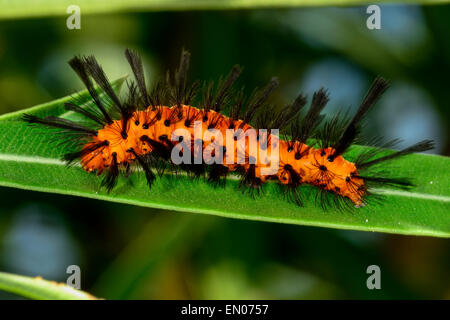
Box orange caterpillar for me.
[24,49,433,209]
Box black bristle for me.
[279,183,304,207]
[239,164,263,193]
[68,56,113,124]
[353,137,401,167]
[212,65,242,112]
[127,148,155,189]
[101,152,119,192]
[207,164,229,187]
[64,102,106,126]
[207,112,224,129]
[272,92,307,129]
[125,81,140,107]
[83,55,134,136]
[201,80,215,112]
[359,175,413,189]
[255,105,276,129]
[230,87,245,121]
[283,164,302,188]
[331,77,389,159]
[167,106,184,125]
[243,77,279,124]
[174,49,190,107]
[23,114,98,136]
[124,48,150,107]
[164,49,200,108]
[358,140,434,169]
[149,78,167,107]
[352,77,389,127]
[294,88,329,143]
[317,110,351,150]
[84,55,124,111]
[185,80,201,106]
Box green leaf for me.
[0,272,98,300]
[0,0,448,20]
[0,80,449,238]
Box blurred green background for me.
[0,5,449,299]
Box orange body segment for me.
[81,105,365,206]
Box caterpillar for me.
[23,49,434,209]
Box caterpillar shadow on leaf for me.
[23,48,434,211]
